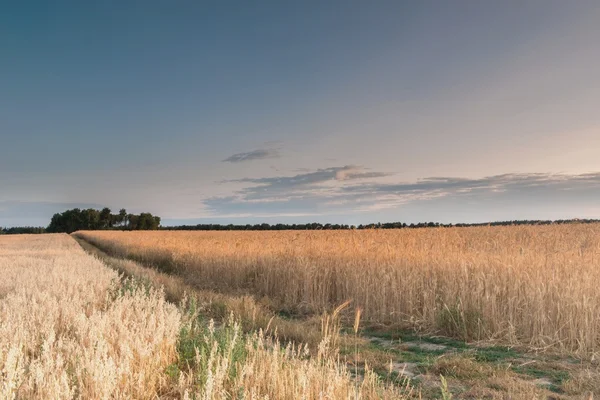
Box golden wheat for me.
[77,224,600,355]
[1,234,410,399]
[0,234,181,399]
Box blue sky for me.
[2,1,600,227]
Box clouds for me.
[223,148,280,163]
[5,169,599,226]
[226,165,390,187]
[205,169,600,221]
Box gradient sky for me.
[2,1,600,227]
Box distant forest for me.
[162,219,600,231]
[2,211,599,235]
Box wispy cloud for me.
[206,170,600,220]
[223,148,280,163]
[225,165,390,187]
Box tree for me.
[99,207,112,229]
[127,214,138,230]
[111,208,128,227]
[81,209,100,230]
[119,209,128,226]
[136,213,160,230]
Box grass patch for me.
[473,345,519,362]
[402,343,447,357]
[361,327,469,350]
[513,364,570,383]
[207,300,228,320]
[110,276,153,299]
[418,336,468,349]
[431,355,495,380]
[512,363,570,392]
[176,309,248,388]
[436,303,484,341]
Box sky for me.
[2,1,600,227]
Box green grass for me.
[355,327,578,396]
[110,276,154,299]
[409,334,468,349]
[176,305,249,387]
[473,345,519,362]
[361,327,468,349]
[512,363,570,393]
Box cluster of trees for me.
[46,208,161,234]
[162,218,600,231]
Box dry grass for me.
[73,236,325,349]
[1,234,411,399]
[76,224,600,356]
[173,312,412,399]
[0,234,181,399]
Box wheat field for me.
[0,234,182,398]
[76,224,600,356]
[0,234,409,399]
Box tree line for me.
[0,226,47,235]
[161,218,600,231]
[2,216,599,235]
